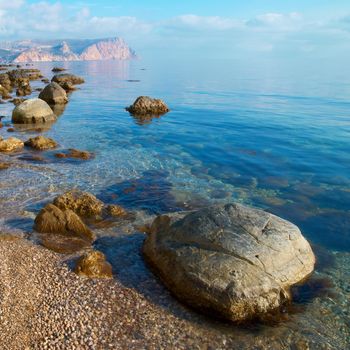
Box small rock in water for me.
[7,127,15,132]
[53,190,104,218]
[74,250,113,279]
[0,137,24,152]
[24,136,57,150]
[106,204,127,217]
[54,148,93,160]
[39,82,68,105]
[126,96,169,116]
[52,67,66,72]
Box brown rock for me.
[53,191,103,218]
[0,137,24,152]
[0,162,11,170]
[7,128,15,132]
[74,251,113,278]
[126,96,169,116]
[34,203,94,241]
[54,149,92,160]
[52,73,85,86]
[106,204,127,217]
[39,82,68,105]
[24,136,57,150]
[52,67,66,72]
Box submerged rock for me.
[39,82,68,105]
[74,250,113,278]
[53,191,104,218]
[24,136,57,150]
[126,96,169,116]
[143,203,315,322]
[54,149,93,160]
[34,203,94,241]
[0,137,24,152]
[12,98,56,124]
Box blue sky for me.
[1,1,350,60]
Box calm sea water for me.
[0,58,349,347]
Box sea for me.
[0,57,349,348]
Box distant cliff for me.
[0,38,136,63]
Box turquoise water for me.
[3,58,349,250]
[0,58,349,347]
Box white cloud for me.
[0,1,349,59]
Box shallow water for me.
[0,58,349,348]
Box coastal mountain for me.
[0,38,136,63]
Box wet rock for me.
[106,204,127,217]
[0,162,11,170]
[59,81,77,92]
[51,73,84,87]
[24,136,57,150]
[39,82,68,105]
[39,234,91,254]
[15,77,32,96]
[12,98,56,124]
[126,96,169,116]
[74,250,113,278]
[53,190,104,218]
[41,78,50,84]
[54,149,92,160]
[34,203,94,241]
[143,203,315,322]
[7,127,15,132]
[0,137,24,152]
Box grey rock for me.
[143,203,315,322]
[39,82,68,105]
[12,98,56,124]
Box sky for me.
[1,1,350,60]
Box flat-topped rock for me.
[126,96,169,116]
[143,203,315,322]
[39,82,68,105]
[52,73,85,86]
[12,98,56,124]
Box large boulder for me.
[74,251,113,278]
[39,82,68,105]
[12,98,56,124]
[53,191,104,218]
[0,137,24,152]
[143,203,315,322]
[51,73,84,87]
[34,203,94,241]
[24,136,57,150]
[126,96,169,116]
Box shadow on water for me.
[97,170,183,215]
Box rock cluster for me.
[143,203,315,322]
